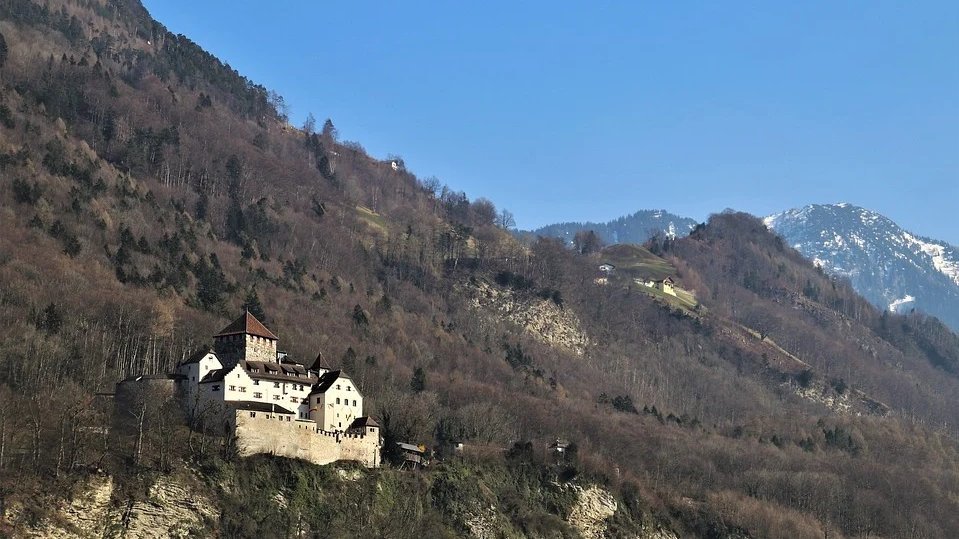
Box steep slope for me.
[3,2,959,538]
[524,209,697,245]
[765,203,959,329]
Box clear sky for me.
[142,1,959,243]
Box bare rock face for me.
[566,485,680,539]
[467,280,591,355]
[567,486,618,539]
[9,473,214,538]
[14,475,116,538]
[464,504,502,539]
[123,476,216,538]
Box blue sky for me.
[143,1,958,243]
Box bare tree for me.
[573,230,604,255]
[302,113,316,136]
[497,209,516,230]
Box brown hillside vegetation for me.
[2,1,959,537]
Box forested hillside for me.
[3,1,959,537]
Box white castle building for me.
[126,311,381,467]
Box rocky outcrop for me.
[792,384,888,417]
[464,504,502,539]
[8,473,214,538]
[567,486,617,539]
[13,475,116,539]
[122,476,216,538]
[466,280,591,355]
[566,485,679,539]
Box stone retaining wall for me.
[232,412,380,467]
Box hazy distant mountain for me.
[524,209,698,246]
[765,203,959,329]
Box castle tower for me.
[212,311,278,368]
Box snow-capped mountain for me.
[765,203,959,330]
[523,209,698,246]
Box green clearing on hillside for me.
[355,205,389,234]
[599,244,674,281]
[598,244,698,310]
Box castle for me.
[121,312,381,467]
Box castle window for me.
[353,400,357,407]
[212,385,220,391]
[254,380,259,385]
[274,382,280,388]
[336,384,341,390]
[229,385,236,391]
[254,392,262,398]
[336,397,340,404]
[250,412,256,417]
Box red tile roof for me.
[214,311,278,340]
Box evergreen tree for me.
[341,347,357,373]
[0,32,7,69]
[39,303,63,334]
[321,118,337,142]
[242,287,266,322]
[410,367,426,393]
[194,255,228,311]
[194,191,209,221]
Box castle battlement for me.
[232,410,380,467]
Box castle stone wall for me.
[213,334,277,368]
[233,412,380,467]
[244,334,277,362]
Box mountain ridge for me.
[765,202,959,329]
[522,209,698,245]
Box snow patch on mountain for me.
[901,232,959,287]
[889,295,916,313]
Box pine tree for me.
[0,32,7,69]
[242,287,266,322]
[410,367,426,393]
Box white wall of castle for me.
[177,354,362,432]
[189,364,315,419]
[176,353,222,409]
[309,377,363,431]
